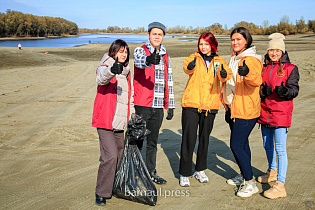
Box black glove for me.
[166,108,174,120]
[220,64,227,78]
[238,60,249,76]
[275,81,288,97]
[261,82,272,97]
[187,57,197,70]
[225,109,232,124]
[146,48,160,65]
[111,57,123,74]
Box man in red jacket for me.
[133,22,175,184]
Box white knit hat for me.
[267,33,285,53]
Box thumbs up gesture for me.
[238,60,249,76]
[146,48,161,65]
[220,64,227,78]
[261,81,272,97]
[111,57,123,75]
[275,81,288,97]
[187,57,197,70]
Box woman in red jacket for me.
[258,33,299,199]
[92,39,134,206]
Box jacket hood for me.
[235,46,262,62]
[264,51,291,65]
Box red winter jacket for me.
[92,54,134,130]
[258,52,299,127]
[133,45,170,109]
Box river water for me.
[0,34,175,48]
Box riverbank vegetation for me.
[80,16,315,36]
[1,9,314,38]
[0,10,78,37]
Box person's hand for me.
[187,57,197,70]
[146,48,160,65]
[238,60,249,76]
[166,108,174,120]
[220,64,227,78]
[261,82,272,97]
[111,57,123,74]
[225,110,232,124]
[275,81,288,97]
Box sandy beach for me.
[1,35,315,209]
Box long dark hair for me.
[230,27,252,49]
[108,39,130,67]
[197,31,218,53]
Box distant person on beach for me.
[222,27,263,198]
[179,32,232,187]
[18,43,22,50]
[133,22,175,185]
[92,39,134,206]
[257,33,299,199]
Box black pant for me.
[135,105,164,172]
[179,107,216,176]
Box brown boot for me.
[264,181,287,199]
[257,168,277,183]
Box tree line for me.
[0,10,78,37]
[1,10,314,37]
[80,16,315,36]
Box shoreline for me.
[0,33,198,42]
[0,34,80,41]
[1,33,313,42]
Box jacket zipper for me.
[230,57,241,121]
[266,63,274,125]
[201,55,214,110]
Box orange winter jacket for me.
[222,56,263,120]
[181,52,232,112]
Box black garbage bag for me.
[125,113,150,146]
[113,114,157,206]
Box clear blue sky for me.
[1,0,315,30]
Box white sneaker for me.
[193,171,209,183]
[179,175,190,187]
[226,173,243,186]
[236,181,259,198]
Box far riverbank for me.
[0,34,80,41]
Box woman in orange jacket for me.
[222,27,263,198]
[179,32,232,187]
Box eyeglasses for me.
[268,49,282,54]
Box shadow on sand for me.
[158,128,263,180]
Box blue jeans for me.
[230,118,257,181]
[261,126,288,183]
